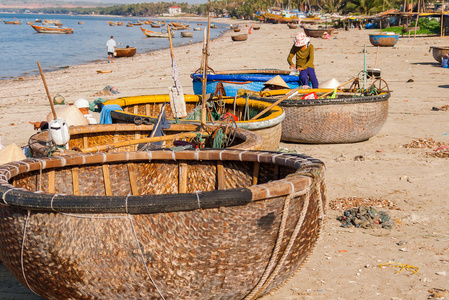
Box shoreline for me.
[1,21,449,299]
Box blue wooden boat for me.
[191,69,300,97]
[369,32,399,47]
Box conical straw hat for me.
[264,75,289,89]
[0,143,26,164]
[319,78,341,89]
[46,105,89,126]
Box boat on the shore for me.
[181,31,193,37]
[3,20,21,25]
[28,123,263,157]
[248,89,391,143]
[103,94,285,151]
[0,149,325,299]
[114,47,137,57]
[190,69,300,97]
[140,27,173,38]
[30,24,73,34]
[369,32,399,47]
[429,46,449,63]
[303,26,334,38]
[232,34,248,41]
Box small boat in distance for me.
[4,20,21,25]
[78,21,85,25]
[107,21,117,26]
[181,31,193,37]
[26,21,34,25]
[31,24,73,34]
[35,19,42,23]
[140,27,173,38]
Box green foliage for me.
[382,17,441,35]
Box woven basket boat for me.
[429,46,449,63]
[28,123,263,157]
[0,150,326,299]
[368,32,399,47]
[231,33,248,41]
[250,91,391,143]
[103,95,285,151]
[191,69,300,97]
[303,27,334,37]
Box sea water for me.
[0,13,228,79]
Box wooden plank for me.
[133,105,138,114]
[114,133,119,143]
[128,163,139,195]
[217,161,225,190]
[178,163,188,193]
[83,136,88,149]
[145,104,150,116]
[48,170,55,193]
[102,164,112,196]
[72,167,80,195]
[252,162,260,185]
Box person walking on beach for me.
[106,36,116,63]
[287,32,319,88]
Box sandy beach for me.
[1,16,449,299]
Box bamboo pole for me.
[414,0,421,39]
[178,163,188,193]
[441,6,445,37]
[37,61,57,120]
[81,132,210,153]
[201,13,211,127]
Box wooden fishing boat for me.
[288,24,298,29]
[369,32,399,47]
[78,21,85,25]
[248,89,391,143]
[114,47,137,57]
[181,31,193,37]
[28,123,263,157]
[30,24,73,34]
[54,22,62,26]
[429,46,449,63]
[252,25,260,30]
[103,95,285,151]
[150,23,161,28]
[142,20,151,25]
[126,24,134,27]
[35,19,42,23]
[230,24,239,29]
[303,26,334,37]
[140,27,173,38]
[193,27,201,31]
[0,149,326,299]
[262,12,298,24]
[300,16,321,24]
[191,69,300,97]
[3,20,21,25]
[234,28,241,32]
[26,21,34,25]
[232,34,248,41]
[117,22,124,26]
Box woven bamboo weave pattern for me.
[0,150,326,299]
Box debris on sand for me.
[402,138,446,149]
[337,206,395,229]
[329,197,400,211]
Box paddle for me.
[37,61,57,120]
[167,25,187,118]
[81,131,210,153]
[249,87,300,121]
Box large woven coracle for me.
[0,150,326,299]
[104,95,284,151]
[28,123,263,157]
[252,92,390,144]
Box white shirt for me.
[106,39,116,52]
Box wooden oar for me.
[81,131,210,153]
[249,87,300,121]
[318,76,357,99]
[37,61,57,120]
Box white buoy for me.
[49,119,70,147]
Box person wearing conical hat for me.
[287,32,319,88]
[261,75,290,91]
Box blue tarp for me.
[100,104,122,124]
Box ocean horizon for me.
[0,13,229,80]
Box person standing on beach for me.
[106,36,116,63]
[287,32,319,88]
